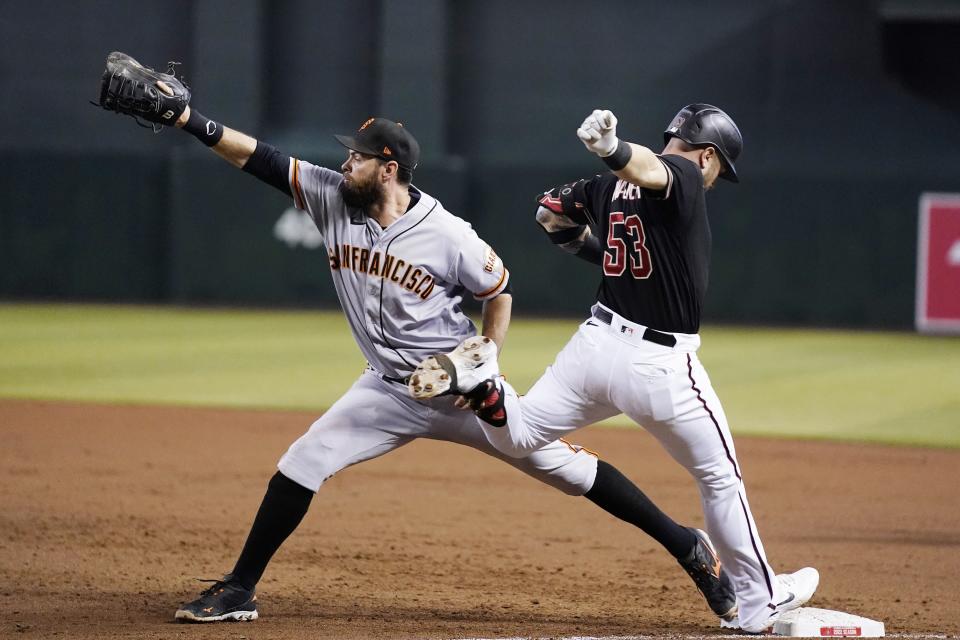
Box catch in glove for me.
[93,51,191,131]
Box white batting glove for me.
[576,109,619,157]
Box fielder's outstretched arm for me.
[172,103,293,198]
[175,104,256,167]
[99,64,290,198]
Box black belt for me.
[591,308,677,348]
[368,365,410,386]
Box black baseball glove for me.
[93,51,191,131]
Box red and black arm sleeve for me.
[535,176,604,265]
[536,178,596,225]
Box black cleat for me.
[678,528,738,622]
[174,575,258,623]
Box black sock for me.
[585,460,696,559]
[230,471,314,590]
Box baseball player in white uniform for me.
[90,70,744,624]
[413,106,821,633]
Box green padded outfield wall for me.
[0,154,169,301]
[2,0,959,327]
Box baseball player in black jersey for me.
[415,105,819,632]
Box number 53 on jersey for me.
[603,212,653,279]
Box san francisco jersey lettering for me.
[289,159,509,378]
[328,243,437,300]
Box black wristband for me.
[601,139,632,171]
[182,109,224,147]
[546,225,587,245]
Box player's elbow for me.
[617,144,669,190]
[535,206,565,231]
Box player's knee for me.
[481,424,543,459]
[504,437,544,458]
[276,435,341,492]
[537,469,593,496]
[692,466,740,499]
[516,452,596,496]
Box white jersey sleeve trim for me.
[656,156,676,200]
[474,268,510,301]
[640,156,676,201]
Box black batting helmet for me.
[663,104,743,183]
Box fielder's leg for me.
[176,371,420,622]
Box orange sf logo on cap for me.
[359,117,375,131]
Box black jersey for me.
[584,154,710,334]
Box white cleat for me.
[720,567,820,633]
[409,336,499,400]
[775,567,820,614]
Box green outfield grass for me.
[1,303,958,448]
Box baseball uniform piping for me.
[330,212,383,373]
[475,268,510,299]
[559,437,600,458]
[739,490,775,599]
[291,158,305,210]
[378,200,439,372]
[687,353,774,599]
[685,353,741,480]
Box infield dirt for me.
[2,400,957,639]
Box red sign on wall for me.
[916,193,960,333]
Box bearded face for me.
[339,172,385,210]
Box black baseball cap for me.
[334,117,420,171]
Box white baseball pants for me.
[277,368,599,498]
[482,303,787,632]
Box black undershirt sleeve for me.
[574,232,603,265]
[543,225,603,265]
[241,141,292,197]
